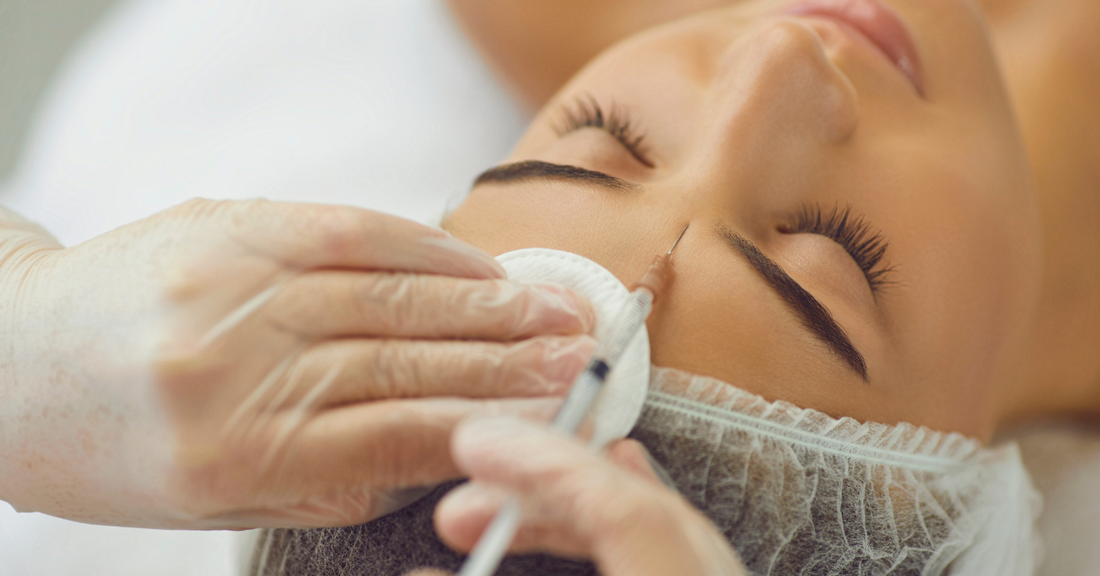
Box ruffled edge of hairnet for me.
[647,366,982,473]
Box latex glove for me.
[407,416,747,576]
[0,199,595,529]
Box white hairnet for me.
[247,362,1042,576]
[632,366,1042,576]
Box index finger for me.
[268,271,596,339]
[212,199,506,279]
[438,417,747,575]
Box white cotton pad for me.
[496,248,651,449]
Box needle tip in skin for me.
[668,224,689,256]
[631,225,689,298]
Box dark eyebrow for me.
[718,225,869,381]
[470,161,867,380]
[474,160,637,192]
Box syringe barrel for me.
[550,288,653,436]
[591,289,653,365]
[551,369,604,435]
[629,253,673,299]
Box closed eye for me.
[554,95,655,168]
[779,203,896,295]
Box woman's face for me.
[443,0,1041,439]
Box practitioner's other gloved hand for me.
[0,200,595,529]
[408,416,747,576]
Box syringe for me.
[456,224,689,576]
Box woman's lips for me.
[784,0,924,96]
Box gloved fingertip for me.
[439,482,508,521]
[452,414,562,475]
[419,236,507,279]
[455,414,533,449]
[526,284,596,334]
[568,289,598,334]
[435,482,511,552]
[542,336,597,392]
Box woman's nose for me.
[653,18,862,231]
[710,18,861,146]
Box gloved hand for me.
[408,416,747,576]
[0,199,595,529]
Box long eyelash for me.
[554,95,654,167]
[783,203,896,292]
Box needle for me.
[629,223,689,299]
[668,223,689,255]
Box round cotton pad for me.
[496,248,651,448]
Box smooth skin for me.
[0,199,596,528]
[445,0,1100,433]
[445,0,1046,441]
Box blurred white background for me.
[0,0,119,181]
[0,0,524,574]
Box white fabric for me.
[0,0,523,575]
[497,248,651,447]
[634,366,1042,576]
